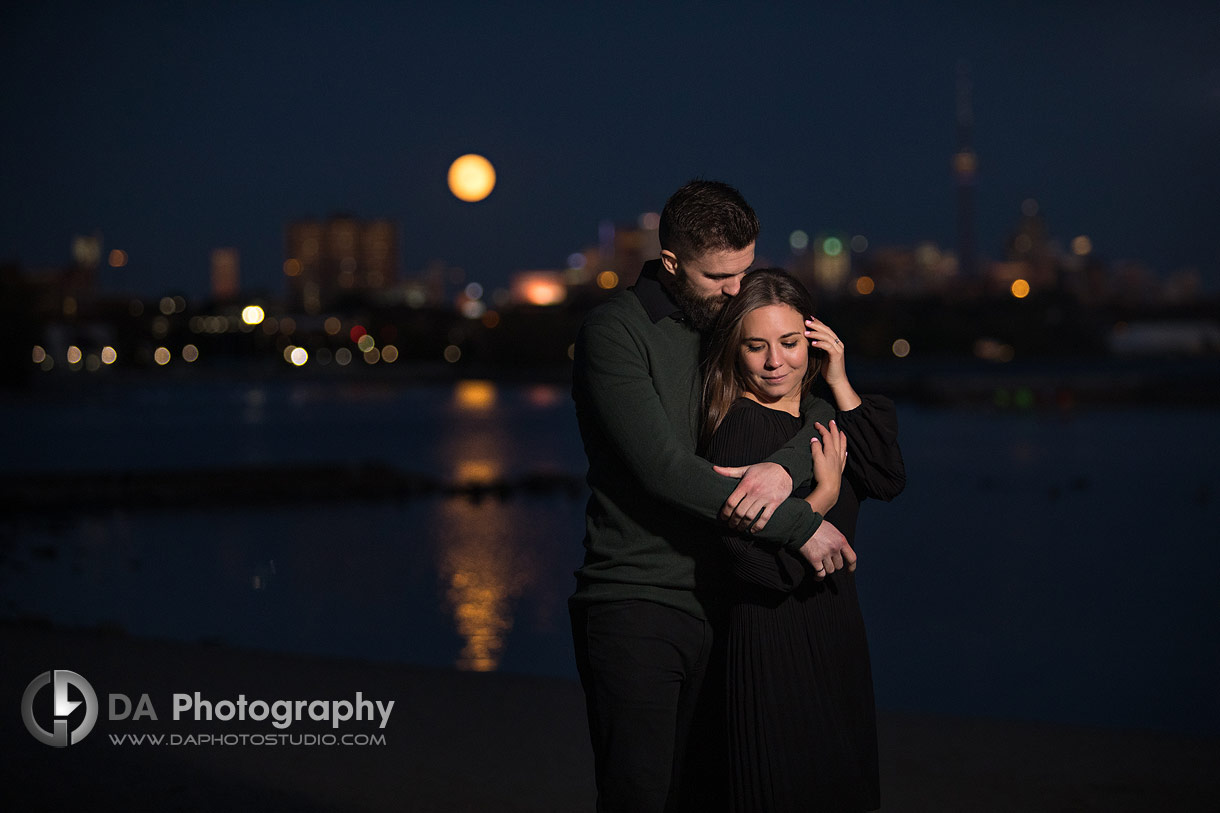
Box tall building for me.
[210,248,240,302]
[591,214,661,287]
[284,216,399,312]
[812,235,851,293]
[65,232,102,294]
[1000,199,1057,294]
[953,62,979,279]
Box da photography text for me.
[112,691,395,730]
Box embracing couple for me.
[570,180,905,813]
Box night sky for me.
[3,1,1217,299]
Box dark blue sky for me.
[3,1,1217,298]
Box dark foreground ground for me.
[3,621,1217,812]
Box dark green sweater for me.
[571,261,833,619]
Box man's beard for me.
[667,270,727,331]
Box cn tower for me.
[953,62,978,279]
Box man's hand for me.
[797,519,856,580]
[711,461,793,532]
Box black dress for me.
[704,396,905,813]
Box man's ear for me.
[660,250,679,275]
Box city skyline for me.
[2,2,1217,298]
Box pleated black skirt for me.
[705,398,883,812]
[726,572,880,812]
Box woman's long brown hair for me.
[700,268,822,449]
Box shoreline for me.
[4,621,1218,811]
[9,353,1220,407]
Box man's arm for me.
[760,391,832,487]
[575,314,821,548]
[714,393,835,530]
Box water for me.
[858,404,1220,735]
[3,375,1218,735]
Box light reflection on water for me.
[1,496,583,678]
[447,381,506,487]
[436,498,537,671]
[435,379,537,671]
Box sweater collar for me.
[632,259,686,324]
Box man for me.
[569,180,854,812]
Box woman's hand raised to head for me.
[805,317,846,385]
[805,317,862,412]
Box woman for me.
[701,269,905,812]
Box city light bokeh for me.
[242,305,266,326]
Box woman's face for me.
[737,303,808,405]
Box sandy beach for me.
[3,620,1217,812]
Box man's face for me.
[661,243,755,330]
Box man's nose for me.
[723,276,742,297]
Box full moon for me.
[447,154,496,202]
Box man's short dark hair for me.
[658,179,760,261]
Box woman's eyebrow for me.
[741,331,802,342]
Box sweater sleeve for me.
[704,402,808,593]
[778,392,836,490]
[575,314,823,551]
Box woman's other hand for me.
[805,420,846,515]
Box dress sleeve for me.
[704,404,808,594]
[837,394,906,502]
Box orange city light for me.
[511,271,567,306]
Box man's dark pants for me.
[570,598,725,813]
